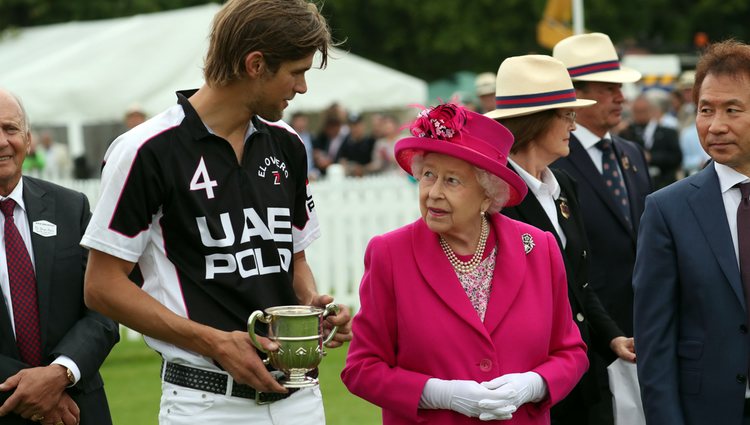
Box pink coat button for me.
[479,358,492,372]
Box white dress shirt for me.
[508,159,567,248]
[714,163,750,268]
[643,120,658,150]
[0,179,80,383]
[572,125,616,174]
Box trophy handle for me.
[321,303,340,346]
[247,310,271,353]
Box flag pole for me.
[572,0,584,34]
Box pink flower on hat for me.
[395,102,529,207]
[410,103,467,142]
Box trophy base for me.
[282,371,319,388]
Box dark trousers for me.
[551,385,589,425]
[586,353,614,425]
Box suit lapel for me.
[411,219,490,340]
[553,175,588,307]
[22,177,55,349]
[687,165,745,308]
[483,214,527,335]
[506,164,558,238]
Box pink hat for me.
[395,103,528,207]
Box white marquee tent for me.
[0,3,427,155]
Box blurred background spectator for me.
[474,72,497,114]
[680,125,710,176]
[39,130,72,179]
[313,103,349,175]
[290,111,319,180]
[22,130,45,174]
[124,103,148,130]
[674,70,697,130]
[336,113,376,177]
[619,92,682,189]
[366,114,403,175]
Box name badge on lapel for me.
[32,220,57,237]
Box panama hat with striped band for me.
[553,32,641,83]
[484,55,596,120]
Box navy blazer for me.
[552,134,652,336]
[0,177,119,424]
[503,166,623,417]
[634,163,749,425]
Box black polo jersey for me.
[82,90,320,367]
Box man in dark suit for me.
[619,93,683,189]
[552,33,653,424]
[0,89,119,425]
[634,40,750,425]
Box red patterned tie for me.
[1,199,42,366]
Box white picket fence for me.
[54,171,420,313]
[306,173,420,308]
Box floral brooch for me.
[522,233,535,254]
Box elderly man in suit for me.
[619,92,683,189]
[634,39,750,425]
[552,33,653,424]
[0,89,119,425]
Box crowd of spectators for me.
[288,102,410,180]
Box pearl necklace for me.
[439,215,489,274]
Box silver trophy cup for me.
[248,303,339,388]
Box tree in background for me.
[0,0,207,29]
[1,0,749,81]
[323,0,750,80]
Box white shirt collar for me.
[572,124,613,149]
[0,179,25,213]
[715,162,750,194]
[508,158,561,200]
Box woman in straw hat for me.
[487,55,636,425]
[341,102,588,424]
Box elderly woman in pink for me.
[341,103,588,424]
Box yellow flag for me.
[537,0,573,50]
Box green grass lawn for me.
[100,334,381,424]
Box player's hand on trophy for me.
[214,329,287,394]
[310,294,352,348]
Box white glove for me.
[420,378,513,419]
[477,372,547,421]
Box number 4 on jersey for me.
[190,157,218,199]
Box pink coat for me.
[341,213,588,424]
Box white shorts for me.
[158,381,326,425]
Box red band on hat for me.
[568,60,621,77]
[495,88,577,109]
